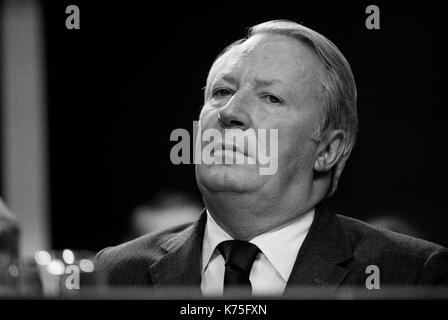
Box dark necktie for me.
[217,240,260,295]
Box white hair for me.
[205,20,358,197]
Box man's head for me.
[195,20,357,216]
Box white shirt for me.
[201,209,315,296]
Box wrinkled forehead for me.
[205,33,324,96]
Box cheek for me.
[277,116,318,166]
[199,104,214,121]
[280,131,309,160]
[199,106,219,130]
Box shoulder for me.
[97,221,195,264]
[95,222,195,285]
[337,214,444,255]
[336,214,448,284]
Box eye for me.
[262,94,283,105]
[212,88,234,98]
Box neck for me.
[202,180,327,240]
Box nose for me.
[218,92,251,130]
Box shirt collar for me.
[202,210,233,274]
[201,208,315,281]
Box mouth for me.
[219,143,248,157]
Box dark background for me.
[39,1,445,251]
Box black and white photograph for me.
[0,0,446,314]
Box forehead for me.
[208,33,324,87]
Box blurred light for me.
[8,265,20,277]
[34,250,51,266]
[47,259,65,275]
[79,259,94,273]
[62,249,75,264]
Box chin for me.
[196,163,265,193]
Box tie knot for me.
[218,240,260,275]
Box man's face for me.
[195,33,325,196]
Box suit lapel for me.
[149,211,207,292]
[284,203,353,294]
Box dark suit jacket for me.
[96,204,448,295]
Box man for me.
[96,20,448,296]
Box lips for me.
[220,143,248,156]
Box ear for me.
[314,129,347,173]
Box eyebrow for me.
[214,74,285,88]
[218,74,238,86]
[253,78,285,88]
